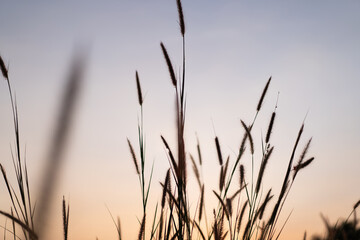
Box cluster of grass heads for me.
[124,1,316,240]
[0,0,320,239]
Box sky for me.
[0,0,359,239]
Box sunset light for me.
[0,1,359,239]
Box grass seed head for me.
[239,164,245,188]
[257,76,271,111]
[215,137,223,165]
[176,0,185,36]
[160,42,177,87]
[127,139,140,175]
[0,55,9,79]
[266,112,276,144]
[135,71,143,106]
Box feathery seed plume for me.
[215,137,223,165]
[0,55,8,79]
[127,139,140,175]
[266,112,276,144]
[257,76,272,111]
[176,0,185,36]
[160,42,177,87]
[135,71,143,105]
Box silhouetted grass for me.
[0,55,37,240]
[62,197,69,240]
[122,1,316,240]
[309,200,360,240]
[0,0,323,239]
[0,52,84,239]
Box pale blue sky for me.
[0,1,359,239]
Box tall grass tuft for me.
[126,70,154,240]
[125,1,316,240]
[0,54,37,240]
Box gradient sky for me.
[0,0,359,239]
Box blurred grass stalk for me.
[0,50,85,239]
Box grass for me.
[0,0,338,239]
[0,54,37,240]
[121,1,317,240]
[0,52,84,240]
[308,200,360,240]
